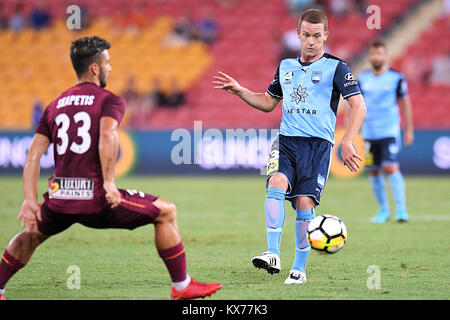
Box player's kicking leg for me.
[143,197,221,300]
[284,196,315,285]
[0,231,49,300]
[251,173,287,275]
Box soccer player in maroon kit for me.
[0,36,221,300]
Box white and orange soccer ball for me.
[307,214,347,254]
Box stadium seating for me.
[392,16,450,129]
[0,13,213,129]
[0,0,442,130]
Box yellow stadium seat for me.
[0,11,213,129]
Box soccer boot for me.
[284,270,307,284]
[371,210,390,223]
[251,251,281,275]
[396,211,409,222]
[171,278,221,300]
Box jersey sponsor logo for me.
[290,84,308,104]
[284,71,294,84]
[285,107,317,115]
[344,72,355,81]
[311,71,322,84]
[56,95,95,109]
[49,176,94,200]
[344,72,358,88]
[344,80,358,88]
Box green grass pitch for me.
[0,175,448,300]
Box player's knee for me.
[369,169,381,176]
[296,196,315,210]
[383,164,398,175]
[160,202,177,223]
[268,174,288,190]
[10,231,47,251]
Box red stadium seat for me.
[1,0,438,130]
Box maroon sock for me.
[157,242,187,283]
[0,250,25,290]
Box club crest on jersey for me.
[311,71,322,84]
[49,177,94,200]
[284,71,294,84]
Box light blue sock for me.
[265,188,286,257]
[291,208,315,273]
[388,171,407,213]
[369,174,389,212]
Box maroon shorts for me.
[37,189,161,236]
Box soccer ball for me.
[307,214,347,254]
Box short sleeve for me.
[35,107,51,139]
[333,61,361,99]
[356,73,365,95]
[396,75,409,99]
[266,64,283,99]
[101,93,126,124]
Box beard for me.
[371,61,384,71]
[99,68,108,88]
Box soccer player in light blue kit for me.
[358,41,414,223]
[213,9,366,284]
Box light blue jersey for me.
[267,53,361,145]
[358,68,409,140]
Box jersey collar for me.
[298,52,326,67]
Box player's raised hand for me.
[340,141,363,173]
[17,199,41,232]
[104,182,122,209]
[212,71,243,95]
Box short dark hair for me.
[370,40,387,49]
[70,36,111,78]
[299,9,328,31]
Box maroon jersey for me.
[36,82,125,214]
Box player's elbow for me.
[360,102,367,117]
[352,96,367,116]
[99,130,117,149]
[261,107,273,113]
[357,101,366,113]
[25,146,41,163]
[261,102,278,113]
[99,130,116,141]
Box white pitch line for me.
[345,215,450,223]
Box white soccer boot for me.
[251,251,281,275]
[284,270,307,284]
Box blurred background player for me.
[0,36,221,301]
[213,9,366,284]
[358,41,414,223]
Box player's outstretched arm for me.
[341,94,367,172]
[212,71,280,113]
[17,133,51,232]
[99,116,121,208]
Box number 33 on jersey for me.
[35,82,126,214]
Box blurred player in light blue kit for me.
[358,41,414,223]
[213,9,366,284]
